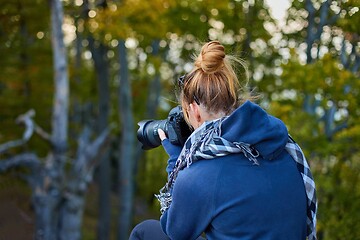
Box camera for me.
[137,106,193,150]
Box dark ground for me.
[0,174,33,240]
[0,173,155,240]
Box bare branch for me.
[0,110,35,153]
[19,109,52,141]
[85,125,112,162]
[0,109,53,154]
[16,109,35,140]
[0,153,40,172]
[0,140,26,154]
[74,125,113,179]
[34,123,52,142]
[76,126,92,160]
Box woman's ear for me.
[189,103,202,123]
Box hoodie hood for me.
[221,101,288,160]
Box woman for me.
[130,41,317,240]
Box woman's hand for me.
[158,128,181,175]
[158,128,167,141]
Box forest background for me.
[0,0,359,239]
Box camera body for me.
[137,106,192,150]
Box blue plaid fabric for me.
[286,136,317,240]
[156,118,317,240]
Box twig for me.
[34,124,52,142]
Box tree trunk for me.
[146,40,161,118]
[59,193,85,240]
[117,39,135,240]
[33,0,70,239]
[88,36,112,240]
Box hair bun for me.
[195,41,225,74]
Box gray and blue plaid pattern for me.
[286,136,317,240]
[156,118,317,240]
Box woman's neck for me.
[196,107,226,128]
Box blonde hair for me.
[180,41,251,118]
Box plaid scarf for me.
[286,136,318,240]
[156,118,317,240]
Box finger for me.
[158,128,167,141]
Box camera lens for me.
[137,119,167,150]
[137,106,193,150]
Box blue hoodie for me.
[160,101,307,240]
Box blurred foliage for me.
[336,0,360,34]
[316,154,360,239]
[0,0,53,156]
